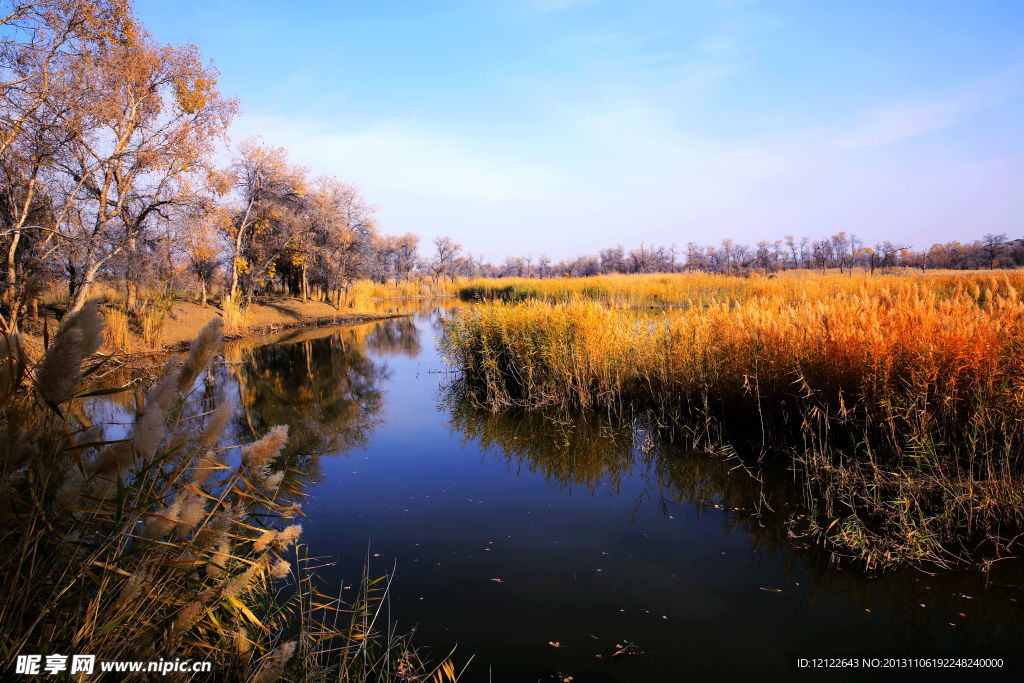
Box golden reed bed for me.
[444,271,1024,569]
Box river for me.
[89,301,1024,680]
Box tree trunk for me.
[4,230,20,304]
[67,261,103,316]
[230,199,255,300]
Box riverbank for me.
[19,297,410,361]
[158,299,407,349]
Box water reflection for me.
[79,304,1024,679]
[442,390,1024,671]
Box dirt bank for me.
[18,297,408,363]
[158,299,402,349]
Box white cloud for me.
[232,114,568,203]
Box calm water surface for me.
[96,303,1024,681]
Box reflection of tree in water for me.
[448,399,637,491]
[447,390,767,507]
[226,325,391,483]
[446,390,1024,643]
[366,317,421,357]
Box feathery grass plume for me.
[34,300,103,405]
[117,570,151,608]
[269,559,290,579]
[207,536,231,578]
[273,524,302,551]
[262,470,285,495]
[222,560,264,600]
[196,402,231,449]
[177,318,222,394]
[253,529,277,552]
[169,601,205,641]
[241,425,289,467]
[253,640,296,683]
[174,492,207,538]
[133,359,182,462]
[141,497,182,539]
[194,502,237,549]
[233,628,252,655]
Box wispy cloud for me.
[232,115,568,204]
[836,64,1024,150]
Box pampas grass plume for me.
[241,425,288,467]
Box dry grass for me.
[221,295,249,334]
[138,296,174,349]
[459,269,990,307]
[0,307,460,681]
[349,278,463,304]
[102,306,131,351]
[443,271,1024,569]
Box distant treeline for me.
[479,233,1024,279]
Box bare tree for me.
[431,235,461,282]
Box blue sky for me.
[137,0,1024,260]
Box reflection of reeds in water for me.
[443,272,1024,569]
[0,304,458,681]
